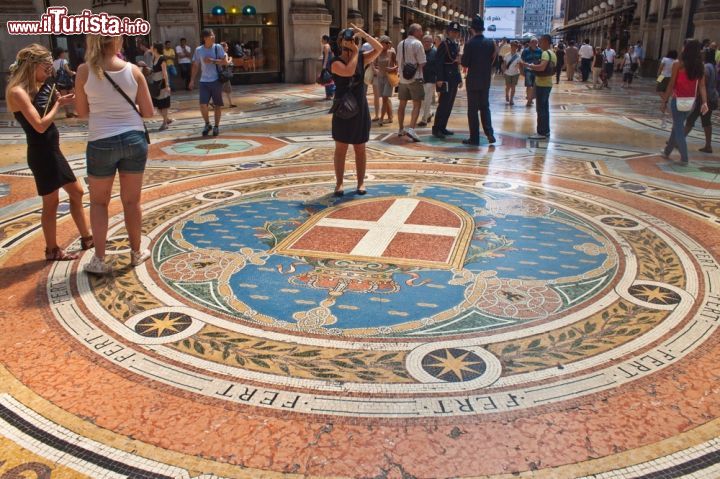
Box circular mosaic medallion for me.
[44,173,716,418]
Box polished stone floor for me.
[0,76,719,479]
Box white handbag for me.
[675,80,698,112]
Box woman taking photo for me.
[75,35,154,274]
[330,25,382,196]
[6,44,92,261]
[661,39,709,166]
[150,42,172,130]
[373,36,397,126]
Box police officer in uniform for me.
[432,22,463,139]
[461,15,497,145]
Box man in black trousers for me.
[432,22,462,139]
[461,15,497,145]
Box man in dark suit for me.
[432,22,462,139]
[460,15,497,146]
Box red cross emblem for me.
[273,197,474,269]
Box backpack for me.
[55,59,74,90]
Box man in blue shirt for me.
[189,28,229,137]
[460,15,497,145]
[521,37,542,107]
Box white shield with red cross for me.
[273,197,474,270]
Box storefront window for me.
[201,0,282,75]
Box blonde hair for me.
[5,43,52,108]
[85,35,122,79]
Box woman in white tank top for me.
[74,35,154,275]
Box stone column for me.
[0,0,46,99]
[390,0,402,43]
[691,0,720,42]
[287,0,332,83]
[154,0,199,47]
[372,0,384,36]
[348,0,363,29]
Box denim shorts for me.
[86,130,148,178]
[199,80,224,106]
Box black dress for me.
[331,52,371,145]
[151,56,171,109]
[14,91,76,196]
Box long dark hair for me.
[681,39,704,80]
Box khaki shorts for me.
[398,81,425,101]
[504,74,519,86]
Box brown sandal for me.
[80,235,94,250]
[45,247,79,261]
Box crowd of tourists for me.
[4,21,718,269]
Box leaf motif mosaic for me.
[488,300,669,374]
[89,256,163,321]
[622,229,686,288]
[170,325,412,383]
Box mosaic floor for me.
[1,78,720,479]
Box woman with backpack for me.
[660,39,710,165]
[52,48,77,117]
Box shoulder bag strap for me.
[103,70,141,117]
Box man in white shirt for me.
[603,43,617,85]
[396,23,426,142]
[176,38,193,91]
[578,39,594,82]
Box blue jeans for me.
[535,86,552,136]
[86,130,148,177]
[324,82,336,98]
[665,98,690,163]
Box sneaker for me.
[529,134,547,140]
[659,150,670,160]
[84,255,111,275]
[212,126,219,136]
[398,129,406,137]
[442,129,454,136]
[131,249,151,267]
[202,123,212,136]
[405,128,421,142]
[158,123,168,131]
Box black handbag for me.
[329,55,362,119]
[317,68,333,85]
[149,79,163,98]
[401,40,418,80]
[103,70,151,144]
[215,45,233,83]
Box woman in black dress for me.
[5,44,92,261]
[330,24,382,196]
[151,43,172,130]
